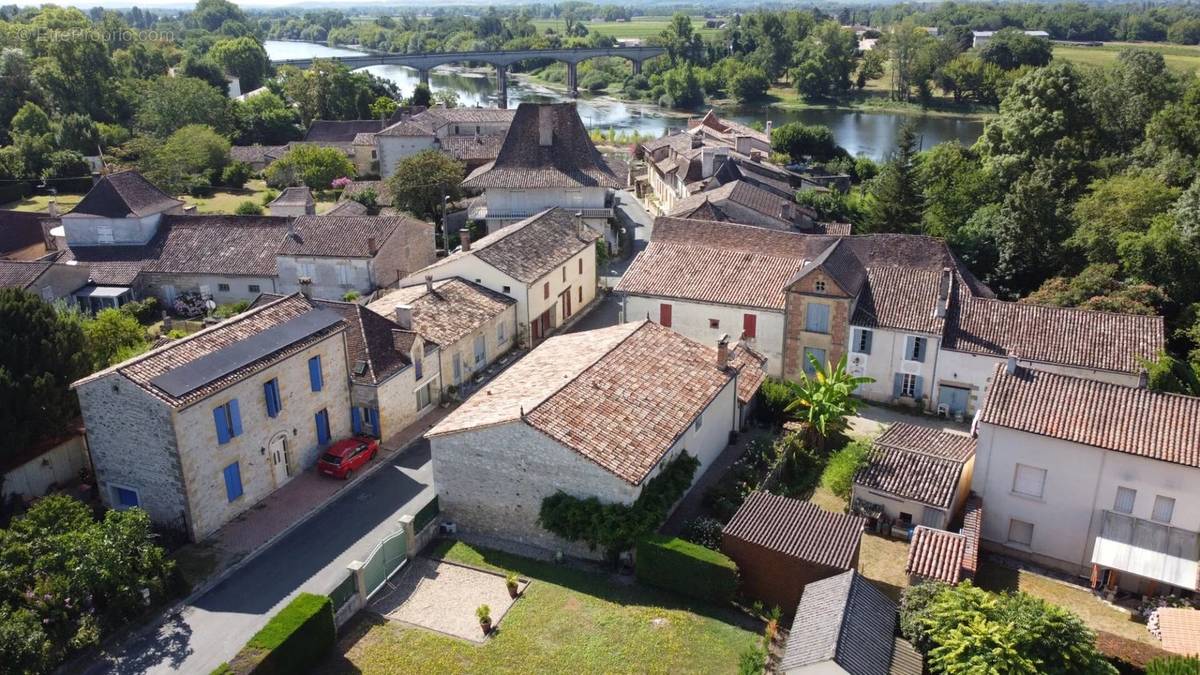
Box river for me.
[265,40,984,160]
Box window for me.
[743,314,756,339]
[474,334,486,365]
[213,399,243,444]
[1153,495,1176,524]
[659,303,672,328]
[562,266,566,282]
[1113,487,1136,514]
[111,485,140,510]
[905,336,927,362]
[578,286,582,303]
[544,282,550,299]
[298,262,316,280]
[497,321,507,344]
[502,285,511,294]
[694,413,703,431]
[218,283,230,292]
[1012,464,1047,499]
[336,263,353,286]
[249,284,261,293]
[315,409,331,445]
[578,258,583,275]
[804,303,830,333]
[263,379,282,418]
[223,462,243,502]
[709,319,720,329]
[852,328,873,355]
[1007,519,1034,547]
[308,356,323,392]
[414,353,423,380]
[803,347,826,376]
[921,507,944,528]
[96,225,114,244]
[899,373,918,398]
[416,382,432,409]
[814,280,826,293]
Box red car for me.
[317,435,379,480]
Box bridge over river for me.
[271,46,667,108]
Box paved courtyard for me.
[370,557,526,643]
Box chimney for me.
[935,267,954,318]
[298,277,313,298]
[394,303,413,329]
[716,334,730,370]
[47,199,59,218]
[538,106,553,147]
[425,274,434,293]
[765,120,773,140]
[459,227,471,252]
[1005,354,1018,375]
[1138,370,1149,389]
[575,211,587,238]
[367,237,377,254]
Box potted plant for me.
[476,604,492,635]
[505,573,520,598]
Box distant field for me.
[1053,41,1200,72]
[530,15,722,40]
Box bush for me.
[222,161,253,189]
[775,433,825,498]
[819,440,871,500]
[413,495,440,532]
[680,516,724,550]
[228,593,334,675]
[235,200,264,215]
[1101,631,1182,673]
[758,377,800,425]
[213,301,250,319]
[1147,656,1200,675]
[119,297,160,324]
[636,534,738,605]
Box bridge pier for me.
[418,68,430,87]
[566,62,579,98]
[496,65,508,109]
[631,59,642,76]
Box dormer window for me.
[814,280,826,293]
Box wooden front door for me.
[269,435,291,487]
[560,289,573,320]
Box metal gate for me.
[362,529,408,599]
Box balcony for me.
[468,205,614,222]
[1091,510,1200,590]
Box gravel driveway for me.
[370,557,526,642]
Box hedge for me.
[226,593,335,674]
[636,534,738,605]
[413,495,440,532]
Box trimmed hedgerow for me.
[636,534,739,605]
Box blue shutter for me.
[229,399,242,437]
[893,373,903,398]
[904,336,914,360]
[264,380,280,418]
[214,405,231,444]
[309,356,323,392]
[351,407,362,434]
[368,408,380,437]
[223,462,243,502]
[316,410,330,445]
[863,329,872,354]
[913,376,924,401]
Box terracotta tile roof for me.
[418,208,597,284]
[0,210,49,255]
[616,240,805,310]
[823,222,853,236]
[669,181,809,229]
[277,215,432,259]
[729,343,767,404]
[377,119,435,137]
[791,239,867,297]
[462,103,622,190]
[352,132,376,146]
[69,171,182,218]
[854,423,975,509]
[689,110,768,144]
[851,267,946,334]
[0,260,53,288]
[959,495,982,579]
[304,119,385,144]
[722,491,865,568]
[419,106,517,126]
[906,527,968,584]
[981,365,1200,469]
[368,277,515,347]
[79,294,347,408]
[944,296,1164,375]
[782,570,915,674]
[640,132,696,155]
[438,134,504,162]
[430,321,737,484]
[1157,608,1200,656]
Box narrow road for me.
[86,442,435,675]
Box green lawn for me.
[0,192,83,212]
[1,179,337,216]
[531,16,723,41]
[1053,41,1200,73]
[317,540,759,674]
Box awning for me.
[74,285,131,299]
[1091,510,1200,590]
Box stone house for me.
[368,276,517,392]
[406,208,599,346]
[375,106,516,177]
[73,294,353,540]
[428,320,764,558]
[972,363,1200,596]
[301,119,392,176]
[462,103,622,242]
[228,144,287,172]
[0,259,91,302]
[666,180,829,233]
[617,217,1163,415]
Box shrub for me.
[636,534,738,605]
[213,301,250,319]
[221,161,253,189]
[260,189,279,206]
[819,440,872,500]
[119,297,160,324]
[898,580,949,653]
[413,495,440,532]
[774,433,825,498]
[228,593,334,675]
[1147,656,1200,675]
[1100,631,1181,673]
[342,290,360,302]
[235,200,264,215]
[680,516,724,550]
[758,377,799,425]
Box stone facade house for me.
[406,208,599,345]
[428,320,764,558]
[368,276,518,392]
[462,103,622,240]
[972,363,1200,596]
[617,217,1163,415]
[375,106,515,177]
[666,180,827,233]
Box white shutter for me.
[1007,519,1034,546]
[1153,495,1175,523]
[1113,487,1136,514]
[1012,464,1046,499]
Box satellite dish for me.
[205,299,217,311]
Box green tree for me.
[233,91,301,146]
[1167,19,1200,45]
[883,20,937,102]
[979,28,1053,70]
[855,49,886,89]
[1088,49,1180,154]
[728,65,769,103]
[10,101,51,137]
[917,142,993,238]
[142,124,231,195]
[368,96,398,120]
[771,122,838,163]
[0,290,89,456]
[82,308,148,370]
[1026,263,1165,316]
[867,122,923,233]
[792,21,859,100]
[385,149,464,222]
[136,76,233,137]
[408,83,432,108]
[235,200,263,215]
[659,64,704,108]
[265,144,356,190]
[1143,352,1200,396]
[55,113,99,155]
[1069,173,1180,264]
[819,440,871,499]
[0,48,40,145]
[784,353,873,449]
[42,150,90,182]
[209,36,270,91]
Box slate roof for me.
[367,277,515,348]
[982,364,1200,469]
[854,423,975,510]
[723,491,865,569]
[304,119,386,144]
[322,200,368,216]
[69,171,182,218]
[376,119,435,137]
[278,215,432,258]
[229,144,287,165]
[944,296,1164,375]
[419,208,597,284]
[0,210,49,256]
[782,570,918,675]
[429,320,737,485]
[462,103,622,190]
[0,260,52,288]
[668,180,810,229]
[77,293,347,408]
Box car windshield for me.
[320,453,342,465]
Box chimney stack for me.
[47,199,59,218]
[538,106,554,147]
[1005,354,1018,375]
[459,227,471,252]
[765,120,773,140]
[717,334,730,370]
[394,303,413,329]
[934,267,953,318]
[425,274,434,293]
[298,277,313,298]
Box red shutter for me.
[743,313,757,339]
[660,303,672,327]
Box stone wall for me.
[369,219,437,291]
[781,269,850,382]
[140,272,277,306]
[374,349,441,441]
[275,256,372,301]
[440,304,519,388]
